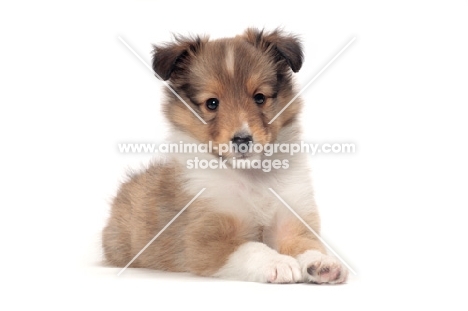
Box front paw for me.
[297,250,348,284]
[213,242,302,283]
[264,254,302,284]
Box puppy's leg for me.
[213,241,302,283]
[265,211,348,284]
[185,211,301,283]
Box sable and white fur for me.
[102,29,348,284]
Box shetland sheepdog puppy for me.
[102,28,348,284]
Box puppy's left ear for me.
[243,28,303,72]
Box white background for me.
[1,0,467,310]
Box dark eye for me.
[206,98,219,110]
[254,93,265,105]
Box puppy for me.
[102,28,348,284]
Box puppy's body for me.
[103,29,347,283]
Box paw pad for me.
[297,250,348,284]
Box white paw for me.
[297,250,348,284]
[264,253,302,284]
[213,242,302,283]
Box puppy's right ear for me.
[152,35,205,81]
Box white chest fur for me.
[167,128,318,226]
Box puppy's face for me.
[153,29,303,159]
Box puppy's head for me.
[152,28,303,159]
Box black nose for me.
[231,135,253,151]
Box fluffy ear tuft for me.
[152,35,206,80]
[243,28,303,72]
